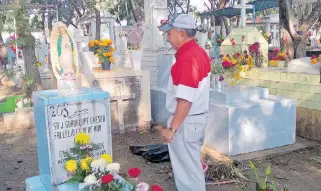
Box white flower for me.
[105,163,120,173]
[136,182,149,191]
[84,174,97,185]
[91,158,107,172]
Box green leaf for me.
[265,163,271,178]
[249,161,256,171]
[66,174,85,184]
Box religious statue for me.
[50,22,80,95]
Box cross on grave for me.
[111,93,136,134]
[233,0,253,28]
[271,24,279,47]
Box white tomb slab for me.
[287,57,321,75]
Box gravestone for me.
[25,21,113,191]
[28,88,112,190]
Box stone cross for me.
[111,93,136,134]
[233,0,253,28]
[271,24,279,47]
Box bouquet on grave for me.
[214,36,255,86]
[127,22,144,50]
[310,54,321,65]
[64,133,164,191]
[269,48,290,67]
[88,39,116,65]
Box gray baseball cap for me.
[158,13,197,33]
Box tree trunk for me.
[95,0,101,40]
[129,0,139,22]
[23,44,43,90]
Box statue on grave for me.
[50,22,79,95]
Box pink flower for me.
[222,61,232,69]
[136,182,149,191]
[219,75,224,81]
[273,48,280,54]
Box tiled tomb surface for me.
[205,85,296,156]
[238,67,321,141]
[81,69,151,134]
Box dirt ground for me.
[0,126,320,191]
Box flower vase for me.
[128,49,143,70]
[212,74,223,92]
[121,36,128,50]
[198,33,208,47]
[102,61,111,70]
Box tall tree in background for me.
[279,0,321,59]
[15,0,42,90]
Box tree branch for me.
[174,0,185,13]
[204,2,210,11]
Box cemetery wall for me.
[236,68,321,141]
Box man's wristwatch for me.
[169,127,177,133]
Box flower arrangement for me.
[128,22,144,50]
[216,34,224,46]
[268,48,289,67]
[196,24,210,33]
[64,133,164,191]
[214,36,257,86]
[310,54,321,64]
[88,39,115,67]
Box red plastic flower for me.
[128,168,142,178]
[101,174,114,184]
[236,52,241,57]
[151,185,164,191]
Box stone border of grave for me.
[3,107,34,130]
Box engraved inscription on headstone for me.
[46,99,111,185]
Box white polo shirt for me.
[166,40,211,115]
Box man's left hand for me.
[161,128,175,143]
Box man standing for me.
[159,13,211,191]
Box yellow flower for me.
[94,40,100,44]
[109,57,115,63]
[230,80,236,86]
[240,55,245,60]
[103,52,113,57]
[88,42,95,47]
[80,157,93,172]
[248,55,253,59]
[231,58,238,65]
[269,60,278,67]
[65,160,77,173]
[74,133,90,145]
[222,56,231,62]
[110,47,115,52]
[311,58,318,65]
[101,154,112,164]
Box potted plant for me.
[127,22,144,70]
[88,39,115,70]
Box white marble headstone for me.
[47,99,111,184]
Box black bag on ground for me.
[129,144,170,163]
